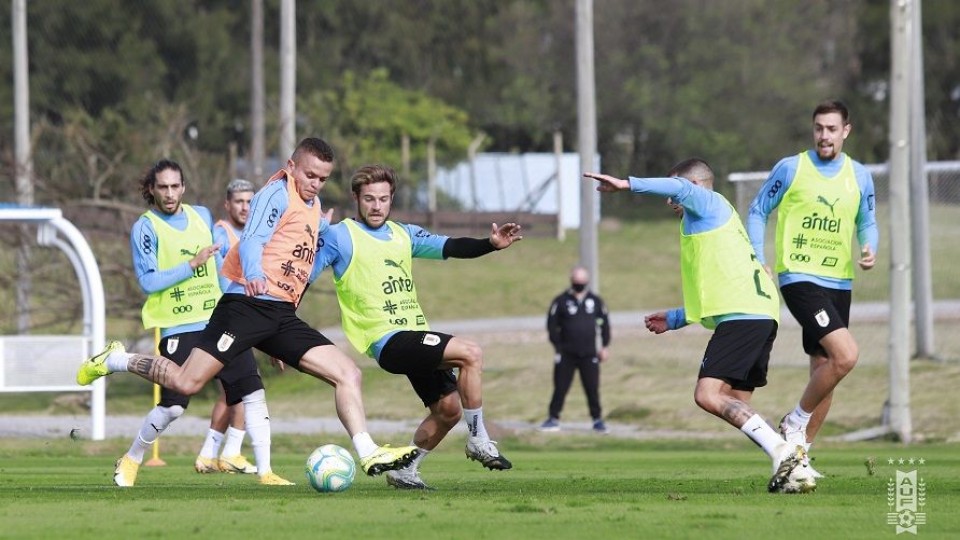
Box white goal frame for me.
[0,205,106,440]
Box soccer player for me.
[586,159,814,493]
[194,179,259,475]
[117,160,273,486]
[746,100,878,477]
[311,164,521,490]
[78,138,419,479]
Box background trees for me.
[0,0,958,215]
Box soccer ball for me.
[305,444,356,493]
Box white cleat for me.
[386,467,434,490]
[768,444,805,493]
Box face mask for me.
[571,283,587,293]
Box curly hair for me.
[139,159,184,204]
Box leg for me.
[436,336,512,470]
[196,381,230,472]
[578,356,603,421]
[439,336,484,409]
[297,344,368,437]
[548,354,576,420]
[798,328,858,441]
[114,347,223,396]
[412,391,462,451]
[210,381,231,433]
[693,377,756,429]
[387,382,461,491]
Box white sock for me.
[463,407,489,440]
[241,389,272,476]
[128,405,184,463]
[788,404,812,429]
[406,447,429,472]
[804,441,812,453]
[199,429,224,459]
[221,426,246,457]
[106,351,132,373]
[740,414,786,458]
[352,432,378,459]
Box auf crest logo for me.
[384,259,409,277]
[816,195,840,216]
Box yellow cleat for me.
[113,455,140,487]
[219,454,257,474]
[259,471,295,486]
[77,340,125,386]
[359,445,419,476]
[194,456,220,473]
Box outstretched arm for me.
[442,222,523,259]
[583,172,630,192]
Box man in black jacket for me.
[540,266,611,433]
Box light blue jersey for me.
[130,206,218,338]
[212,221,241,291]
[312,218,448,359]
[627,176,773,331]
[746,150,879,290]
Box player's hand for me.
[322,206,335,223]
[858,244,876,270]
[763,264,774,280]
[190,243,221,269]
[244,277,269,297]
[270,357,285,372]
[490,222,523,249]
[598,347,609,363]
[584,172,629,192]
[644,312,669,334]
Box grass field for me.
[2,211,959,539]
[1,436,957,540]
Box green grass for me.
[1,437,957,539]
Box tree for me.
[298,68,474,208]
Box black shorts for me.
[780,281,851,356]
[159,330,263,407]
[698,319,778,391]
[379,331,458,407]
[196,294,333,371]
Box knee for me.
[829,346,859,377]
[693,386,717,414]
[341,362,363,389]
[179,379,205,396]
[460,341,484,370]
[838,347,859,375]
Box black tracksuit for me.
[546,289,611,420]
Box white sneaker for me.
[782,459,818,494]
[465,439,513,470]
[386,467,433,490]
[778,414,807,446]
[768,444,805,493]
[805,456,825,479]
